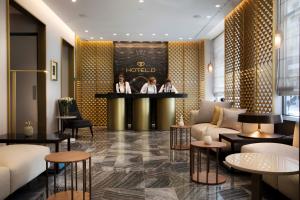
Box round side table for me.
[190,141,226,185]
[170,125,191,150]
[45,151,92,200]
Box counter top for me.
[95,93,188,99]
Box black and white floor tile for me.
[7,127,288,200]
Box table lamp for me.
[238,113,283,138]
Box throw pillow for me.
[211,106,221,125]
[220,108,247,131]
[216,107,224,127]
[196,100,232,123]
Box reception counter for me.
[95,93,187,131]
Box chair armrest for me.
[190,110,200,125]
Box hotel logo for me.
[126,61,156,73]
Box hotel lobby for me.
[0,0,299,200]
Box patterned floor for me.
[7,127,288,200]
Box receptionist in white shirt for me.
[159,79,178,93]
[140,77,157,94]
[116,74,131,94]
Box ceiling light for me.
[139,0,144,3]
[152,33,156,36]
[84,30,88,33]
[113,33,117,36]
[139,33,143,36]
[216,4,221,8]
[90,37,94,40]
[126,33,130,36]
[179,37,183,40]
[188,37,193,40]
[99,37,103,40]
[274,31,282,49]
[164,33,169,36]
[72,0,77,2]
[206,16,211,18]
[208,63,213,72]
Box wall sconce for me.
[208,63,213,72]
[274,31,282,49]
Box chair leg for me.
[76,128,78,138]
[90,126,94,137]
[72,128,75,138]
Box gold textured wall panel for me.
[225,0,273,113]
[168,42,200,122]
[199,41,205,100]
[75,39,114,126]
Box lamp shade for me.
[238,113,283,124]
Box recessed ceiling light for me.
[72,0,77,2]
[188,37,193,40]
[139,33,143,36]
[99,37,103,40]
[152,33,156,36]
[126,33,130,36]
[179,37,183,40]
[164,33,169,36]
[216,4,221,8]
[139,0,144,3]
[90,37,94,40]
[206,15,211,18]
[84,30,88,33]
[113,33,117,36]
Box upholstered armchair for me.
[58,99,93,138]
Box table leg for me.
[83,160,86,200]
[180,128,182,149]
[64,162,67,191]
[57,118,60,134]
[68,137,71,151]
[75,162,78,190]
[46,161,49,198]
[251,174,262,200]
[216,149,219,184]
[206,148,209,184]
[71,163,74,200]
[170,128,172,149]
[197,148,200,182]
[89,157,92,199]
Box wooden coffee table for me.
[190,141,227,185]
[45,151,92,200]
[225,153,299,200]
[170,125,191,150]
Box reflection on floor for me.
[7,127,288,200]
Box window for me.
[213,32,225,98]
[283,96,299,116]
[277,0,300,116]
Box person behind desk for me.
[116,74,131,94]
[159,79,178,93]
[140,77,157,94]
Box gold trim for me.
[6,0,11,133]
[11,71,16,134]
[10,69,48,73]
[133,98,150,131]
[107,98,125,131]
[157,98,175,131]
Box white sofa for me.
[241,131,299,200]
[0,144,50,200]
[190,100,273,142]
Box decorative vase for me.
[24,126,34,137]
[203,135,212,145]
[64,106,69,116]
[178,115,184,127]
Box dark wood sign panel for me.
[114,42,168,93]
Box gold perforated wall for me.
[168,42,201,122]
[75,38,114,126]
[225,0,273,113]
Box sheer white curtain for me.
[213,32,225,98]
[277,0,300,96]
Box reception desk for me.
[95,93,187,131]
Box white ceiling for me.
[43,0,240,41]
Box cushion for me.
[0,144,50,193]
[278,174,299,200]
[206,127,240,141]
[220,108,247,131]
[195,100,232,123]
[0,166,10,200]
[211,106,221,125]
[191,123,216,140]
[293,123,299,148]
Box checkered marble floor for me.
[7,127,288,200]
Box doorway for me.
[61,40,74,98]
[9,3,46,135]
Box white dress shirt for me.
[116,82,131,94]
[140,83,157,94]
[159,84,178,93]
